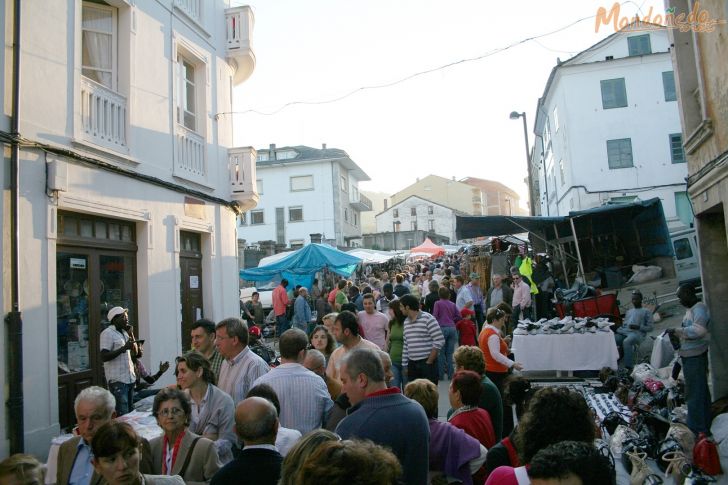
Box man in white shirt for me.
[454,275,474,312]
[99,307,137,416]
[357,294,390,350]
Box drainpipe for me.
[6,0,24,454]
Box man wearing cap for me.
[614,290,653,370]
[467,272,485,330]
[100,307,138,415]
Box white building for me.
[0,1,257,456]
[375,195,462,244]
[240,144,372,248]
[532,25,689,227]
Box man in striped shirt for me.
[252,328,333,434]
[400,294,445,385]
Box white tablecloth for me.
[512,331,619,371]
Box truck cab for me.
[671,228,701,287]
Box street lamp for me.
[510,111,535,216]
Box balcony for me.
[350,192,373,211]
[80,77,127,151]
[229,147,259,211]
[174,124,206,184]
[225,6,256,85]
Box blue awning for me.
[240,243,362,289]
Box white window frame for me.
[428,219,434,231]
[290,175,314,192]
[393,209,399,218]
[173,35,209,136]
[288,206,303,222]
[256,179,263,195]
[81,2,118,90]
[427,206,434,215]
[250,210,264,225]
[340,175,348,192]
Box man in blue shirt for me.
[292,287,312,332]
[56,387,153,485]
[614,290,653,369]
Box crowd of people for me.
[0,253,714,485]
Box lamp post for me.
[510,111,535,216]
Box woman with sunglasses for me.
[478,307,523,393]
[149,388,221,484]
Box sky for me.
[230,0,667,211]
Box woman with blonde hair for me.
[278,429,339,485]
[0,454,45,485]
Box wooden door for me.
[180,232,203,351]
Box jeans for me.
[391,362,407,389]
[437,326,458,380]
[108,381,134,416]
[615,329,644,368]
[683,352,712,435]
[407,358,438,385]
[276,315,291,336]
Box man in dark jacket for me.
[335,348,429,485]
[211,397,282,485]
[485,273,513,310]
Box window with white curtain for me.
[82,2,117,90]
[178,57,197,130]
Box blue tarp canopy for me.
[240,243,362,289]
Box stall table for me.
[512,330,619,372]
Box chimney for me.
[322,143,327,150]
[384,199,388,210]
[310,233,323,244]
[269,143,276,158]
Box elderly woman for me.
[308,325,335,366]
[175,352,235,463]
[405,379,486,485]
[149,388,221,484]
[478,307,523,393]
[448,371,496,451]
[485,386,597,485]
[91,421,184,485]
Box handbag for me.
[692,433,722,476]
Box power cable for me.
[215,1,647,119]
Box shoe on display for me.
[627,450,651,485]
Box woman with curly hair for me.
[484,386,596,485]
[308,325,335,366]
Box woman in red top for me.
[478,307,523,393]
[448,370,496,448]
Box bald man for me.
[210,397,282,485]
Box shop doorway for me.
[180,231,203,351]
[56,212,137,430]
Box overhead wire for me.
[215,1,649,119]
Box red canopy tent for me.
[410,237,445,257]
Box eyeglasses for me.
[157,407,184,418]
